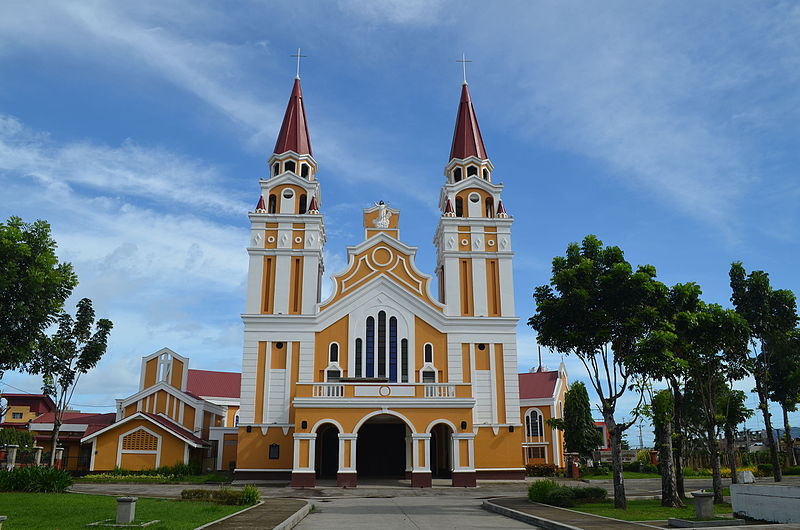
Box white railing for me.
[312,383,344,398]
[424,383,456,398]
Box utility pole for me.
[637,423,644,449]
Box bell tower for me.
[244,77,325,316]
[434,82,514,318]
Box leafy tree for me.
[31,298,112,466]
[730,262,798,482]
[530,235,665,509]
[721,387,752,484]
[768,329,800,467]
[651,389,683,507]
[547,382,602,461]
[681,304,750,503]
[0,217,77,377]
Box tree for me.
[31,298,112,466]
[681,304,750,503]
[530,235,665,509]
[767,328,800,467]
[547,382,602,462]
[651,389,683,507]
[730,262,798,482]
[721,387,752,484]
[0,216,77,377]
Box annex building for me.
[6,76,570,485]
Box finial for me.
[456,53,472,85]
[291,48,307,79]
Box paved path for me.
[203,498,307,529]
[490,497,658,529]
[295,497,537,529]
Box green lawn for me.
[583,471,662,479]
[571,498,733,521]
[0,492,245,529]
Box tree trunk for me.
[49,418,61,467]
[755,378,782,481]
[726,425,738,484]
[782,404,796,467]
[658,415,683,507]
[670,379,686,498]
[707,423,724,504]
[607,416,627,509]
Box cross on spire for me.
[290,48,307,79]
[456,53,472,85]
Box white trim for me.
[353,409,415,433]
[293,398,475,408]
[184,442,190,464]
[310,418,344,433]
[424,419,457,434]
[116,426,162,468]
[81,412,206,447]
[89,438,97,472]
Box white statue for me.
[373,201,391,228]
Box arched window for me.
[268,194,277,213]
[329,343,339,363]
[273,162,280,176]
[485,197,494,218]
[467,192,482,217]
[453,167,462,182]
[467,165,478,177]
[525,409,545,441]
[482,168,489,180]
[299,194,307,214]
[301,163,309,178]
[455,197,463,217]
[325,342,342,382]
[357,311,407,383]
[285,160,296,173]
[424,344,433,364]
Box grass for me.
[571,498,733,521]
[0,492,245,529]
[583,471,662,479]
[76,472,230,484]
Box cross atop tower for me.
[456,53,472,85]
[291,48,307,79]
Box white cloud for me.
[336,0,446,26]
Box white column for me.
[452,433,476,472]
[338,433,357,474]
[293,433,316,472]
[273,254,291,314]
[302,253,319,314]
[411,433,431,472]
[245,252,264,314]
[443,256,460,316]
[471,255,488,317]
[498,257,515,316]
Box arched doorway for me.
[356,414,408,478]
[315,423,339,479]
[429,423,452,478]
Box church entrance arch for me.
[356,413,409,479]
[315,423,339,479]
[429,423,453,479]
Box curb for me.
[273,500,313,530]
[481,500,583,530]
[194,500,264,529]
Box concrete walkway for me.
[487,497,660,529]
[295,497,536,529]
[202,499,308,529]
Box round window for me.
[469,193,480,203]
[282,189,294,199]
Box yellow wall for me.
[221,433,238,471]
[414,317,448,382]
[91,418,190,471]
[473,426,524,469]
[236,427,294,470]
[3,405,38,424]
[314,316,348,381]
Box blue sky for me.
[1,1,798,445]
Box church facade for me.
[234,77,526,488]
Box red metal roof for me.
[186,369,240,399]
[32,412,116,425]
[1,394,56,414]
[518,371,560,399]
[141,412,207,446]
[449,83,488,161]
[273,78,312,156]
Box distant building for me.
[0,393,56,429]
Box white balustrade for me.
[424,383,456,398]
[312,383,344,397]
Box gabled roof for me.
[186,369,241,399]
[518,370,560,400]
[31,412,116,425]
[274,78,312,156]
[1,393,56,414]
[449,83,488,161]
[80,411,208,447]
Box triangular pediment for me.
[320,233,443,312]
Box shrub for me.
[525,463,558,477]
[784,466,800,475]
[641,463,658,474]
[181,488,212,500]
[623,462,641,472]
[240,485,260,505]
[544,486,576,507]
[571,486,607,503]
[0,466,73,493]
[636,449,651,465]
[0,428,34,448]
[528,479,559,503]
[757,463,773,476]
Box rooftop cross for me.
[456,53,472,85]
[291,48,307,79]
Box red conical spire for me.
[307,195,320,214]
[449,83,488,161]
[443,198,455,217]
[255,195,266,212]
[496,200,508,218]
[274,78,312,156]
